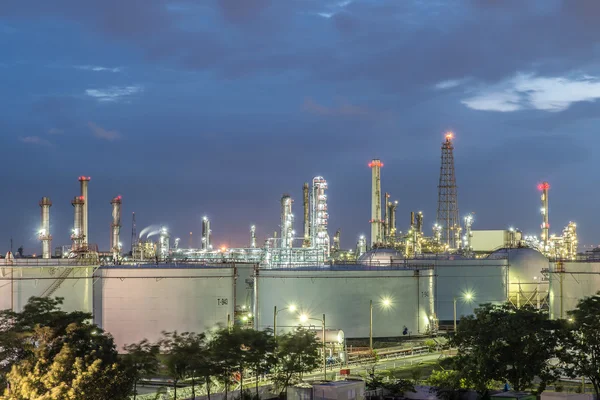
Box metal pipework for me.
[280,195,294,249]
[368,159,384,246]
[303,182,310,247]
[71,196,85,251]
[538,182,550,251]
[416,211,423,233]
[39,197,52,259]
[201,216,211,251]
[310,177,329,257]
[110,195,122,261]
[250,225,257,248]
[78,176,90,245]
[388,200,398,238]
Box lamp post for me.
[454,292,474,332]
[300,313,327,381]
[273,304,296,338]
[369,297,392,350]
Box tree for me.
[557,293,600,399]
[243,328,277,399]
[427,370,471,400]
[0,297,92,388]
[4,323,132,399]
[123,339,160,400]
[271,328,320,396]
[160,331,206,400]
[452,303,559,394]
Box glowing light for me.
[445,131,454,140]
[537,182,550,191]
[289,304,297,312]
[368,160,384,168]
[463,291,474,301]
[247,313,252,318]
[381,297,392,308]
[299,314,309,323]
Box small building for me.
[288,380,365,400]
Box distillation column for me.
[538,182,550,251]
[369,159,384,246]
[280,194,294,248]
[388,197,398,239]
[202,217,212,251]
[110,196,122,261]
[39,197,52,259]
[303,182,310,247]
[79,176,90,245]
[250,225,257,248]
[310,177,330,257]
[71,196,85,251]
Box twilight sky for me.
[1,0,599,253]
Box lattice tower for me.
[436,133,460,249]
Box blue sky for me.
[1,0,599,252]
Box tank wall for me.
[93,266,235,350]
[0,266,94,313]
[255,268,434,338]
[434,260,508,321]
[549,262,600,319]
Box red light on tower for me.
[537,182,550,191]
[368,160,384,168]
[445,131,454,141]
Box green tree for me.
[427,370,470,400]
[0,297,91,387]
[4,323,132,399]
[123,339,161,400]
[160,331,206,400]
[557,293,600,399]
[244,328,277,399]
[271,328,320,396]
[452,303,559,394]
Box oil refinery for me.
[0,132,594,350]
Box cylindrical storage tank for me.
[314,329,345,344]
[358,248,402,266]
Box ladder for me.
[41,268,72,298]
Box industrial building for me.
[0,131,587,349]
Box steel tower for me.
[369,159,384,247]
[436,132,460,250]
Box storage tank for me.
[548,261,600,319]
[255,265,435,338]
[357,248,402,266]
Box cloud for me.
[19,136,52,146]
[75,65,121,73]
[88,122,121,141]
[462,74,600,112]
[85,85,143,102]
[303,97,372,117]
[47,128,63,135]
[435,79,466,90]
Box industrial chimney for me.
[280,194,294,249]
[202,216,211,251]
[39,197,52,259]
[78,176,91,245]
[368,159,384,246]
[250,225,257,248]
[539,182,550,251]
[303,182,310,247]
[71,196,85,251]
[110,196,122,262]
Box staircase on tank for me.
[40,267,72,298]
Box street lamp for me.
[273,304,297,338]
[454,291,474,332]
[299,313,327,381]
[370,297,392,350]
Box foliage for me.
[452,303,559,394]
[0,297,92,387]
[160,331,207,400]
[424,339,437,352]
[123,339,161,400]
[366,366,415,397]
[4,322,132,399]
[427,370,470,400]
[556,293,600,399]
[271,328,320,395]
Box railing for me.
[40,268,72,297]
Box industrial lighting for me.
[381,297,392,308]
[289,304,297,312]
[247,313,252,318]
[463,291,474,301]
[299,313,309,323]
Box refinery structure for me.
[0,132,593,351]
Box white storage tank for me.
[255,265,435,338]
[549,261,600,319]
[93,265,236,349]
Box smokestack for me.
[250,225,257,248]
[280,194,294,249]
[368,159,383,246]
[384,193,390,239]
[78,176,90,245]
[538,182,550,251]
[39,197,52,259]
[202,216,211,251]
[388,200,398,238]
[303,182,310,247]
[310,177,330,257]
[416,211,423,233]
[410,212,415,227]
[71,196,85,251]
[110,196,122,261]
[333,229,341,251]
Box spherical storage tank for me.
[487,247,548,284]
[358,248,402,266]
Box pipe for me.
[39,197,52,259]
[369,160,383,246]
[71,196,85,251]
[110,196,122,262]
[384,193,390,240]
[78,176,90,245]
[303,183,310,247]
